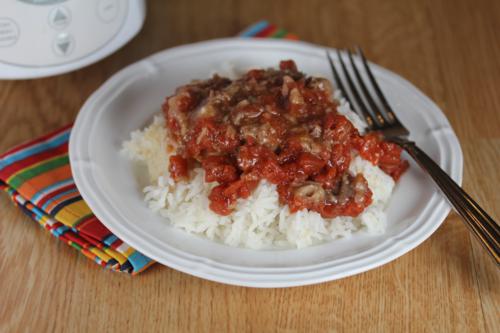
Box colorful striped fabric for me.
[240,20,299,40]
[0,22,294,275]
[0,126,154,274]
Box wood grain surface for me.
[1,0,499,332]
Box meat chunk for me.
[292,182,326,205]
[330,173,371,204]
[240,122,284,150]
[163,90,191,139]
[307,77,333,96]
[230,100,264,126]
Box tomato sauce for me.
[163,61,408,217]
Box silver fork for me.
[327,48,500,265]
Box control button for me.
[97,0,120,23]
[0,18,20,47]
[48,7,71,29]
[53,33,74,57]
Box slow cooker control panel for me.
[0,0,128,67]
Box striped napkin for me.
[0,21,293,274]
[0,126,153,274]
[240,20,298,39]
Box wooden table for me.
[1,0,499,332]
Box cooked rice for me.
[122,91,394,249]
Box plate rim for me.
[69,38,463,287]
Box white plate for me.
[69,38,463,287]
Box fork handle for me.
[394,139,500,265]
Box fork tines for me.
[326,48,408,137]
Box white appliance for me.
[0,0,146,79]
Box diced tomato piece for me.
[237,144,274,172]
[354,135,408,180]
[378,142,409,180]
[186,118,239,158]
[223,179,259,199]
[354,132,382,165]
[296,152,326,176]
[208,184,235,216]
[313,166,338,189]
[259,159,286,184]
[323,113,357,144]
[168,155,188,180]
[279,60,298,71]
[246,69,265,80]
[201,156,238,184]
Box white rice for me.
[122,92,394,249]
